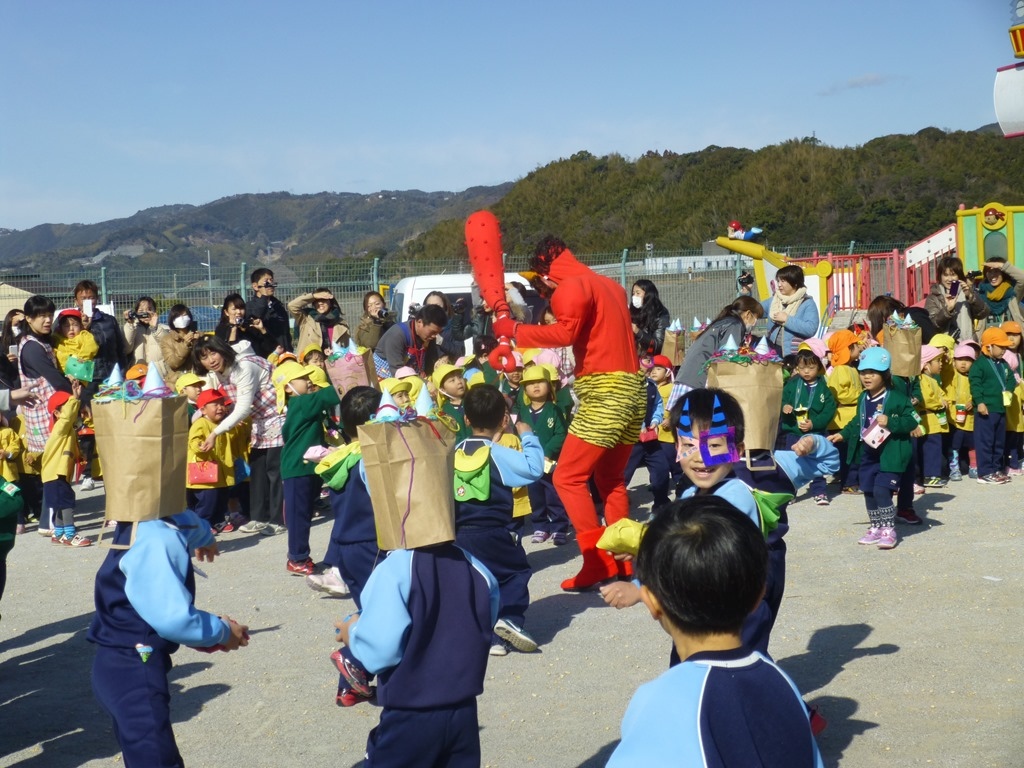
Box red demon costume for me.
[492,237,646,590]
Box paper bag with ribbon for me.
[92,397,189,522]
[326,342,379,396]
[358,417,457,550]
[661,330,684,367]
[706,360,784,461]
[882,325,922,378]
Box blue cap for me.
[858,347,891,372]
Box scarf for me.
[769,286,807,321]
[978,280,1014,319]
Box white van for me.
[388,272,545,355]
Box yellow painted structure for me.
[955,202,1024,272]
[714,237,833,302]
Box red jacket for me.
[515,250,638,377]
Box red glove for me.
[491,314,518,341]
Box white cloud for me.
[818,73,895,97]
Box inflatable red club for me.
[465,210,516,372]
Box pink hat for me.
[953,343,977,360]
[797,337,828,362]
[394,366,417,379]
[920,345,943,369]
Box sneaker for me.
[330,649,373,695]
[238,520,268,534]
[841,486,862,495]
[1008,467,1024,477]
[996,472,1011,483]
[261,523,286,536]
[809,706,828,736]
[64,534,92,548]
[922,476,946,487]
[857,527,882,545]
[948,466,962,481]
[813,494,830,506]
[489,641,509,657]
[306,570,350,597]
[105,519,118,528]
[51,533,65,544]
[968,467,979,479]
[913,484,925,495]
[38,528,53,537]
[895,508,922,525]
[336,686,375,707]
[286,558,315,576]
[531,531,551,544]
[551,532,568,546]
[493,617,539,652]
[80,477,95,491]
[15,523,25,535]
[876,527,898,549]
[213,520,235,535]
[978,473,1004,485]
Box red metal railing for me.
[793,249,942,309]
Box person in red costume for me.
[493,236,646,590]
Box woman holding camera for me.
[215,293,275,358]
[288,288,349,354]
[158,304,201,387]
[924,256,989,341]
[122,296,169,367]
[354,291,395,351]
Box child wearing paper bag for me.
[829,348,918,550]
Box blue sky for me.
[0,0,1014,230]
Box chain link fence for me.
[0,240,908,332]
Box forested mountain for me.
[2,127,1019,270]
[402,127,1024,258]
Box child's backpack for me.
[454,444,491,502]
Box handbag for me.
[188,461,220,485]
[638,426,659,443]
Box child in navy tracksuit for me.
[454,384,544,655]
[624,365,671,510]
[334,506,499,766]
[87,510,249,767]
[313,387,385,707]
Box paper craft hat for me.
[721,334,739,352]
[104,363,124,386]
[414,379,435,416]
[753,336,771,356]
[140,362,167,394]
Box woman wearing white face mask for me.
[158,304,202,387]
[0,309,25,389]
[630,279,671,356]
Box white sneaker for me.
[489,641,509,657]
[305,569,350,597]
[494,617,539,652]
[260,523,286,536]
[80,477,95,491]
[238,521,268,534]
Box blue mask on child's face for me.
[675,427,740,467]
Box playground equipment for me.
[714,236,833,311]
[994,2,1024,137]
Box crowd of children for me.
[17,264,1024,767]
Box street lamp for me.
[200,249,213,308]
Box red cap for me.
[729,220,742,230]
[56,308,82,322]
[196,388,227,409]
[48,391,71,415]
[651,354,674,369]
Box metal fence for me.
[0,240,910,332]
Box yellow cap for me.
[521,365,550,384]
[300,343,324,362]
[174,372,206,394]
[431,363,463,391]
[381,377,413,396]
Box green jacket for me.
[969,355,1013,413]
[441,400,473,442]
[780,375,837,436]
[514,400,567,459]
[839,386,918,473]
[281,386,341,479]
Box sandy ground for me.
[2,470,1023,767]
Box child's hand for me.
[514,419,534,437]
[876,414,888,427]
[977,403,989,416]
[220,617,250,651]
[782,404,794,415]
[792,435,816,455]
[335,613,360,645]
[911,426,925,438]
[798,418,812,432]
[827,434,843,444]
[198,435,216,454]
[599,581,641,610]
[70,378,83,398]
[195,542,220,562]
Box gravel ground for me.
[2,471,1023,767]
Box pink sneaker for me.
[876,527,898,549]
[858,527,882,545]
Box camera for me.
[966,270,984,281]
[127,311,150,322]
[375,308,388,320]
[452,298,468,314]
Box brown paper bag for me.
[358,418,457,550]
[326,349,379,396]
[882,326,922,378]
[706,361,784,455]
[661,330,684,367]
[92,398,189,522]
